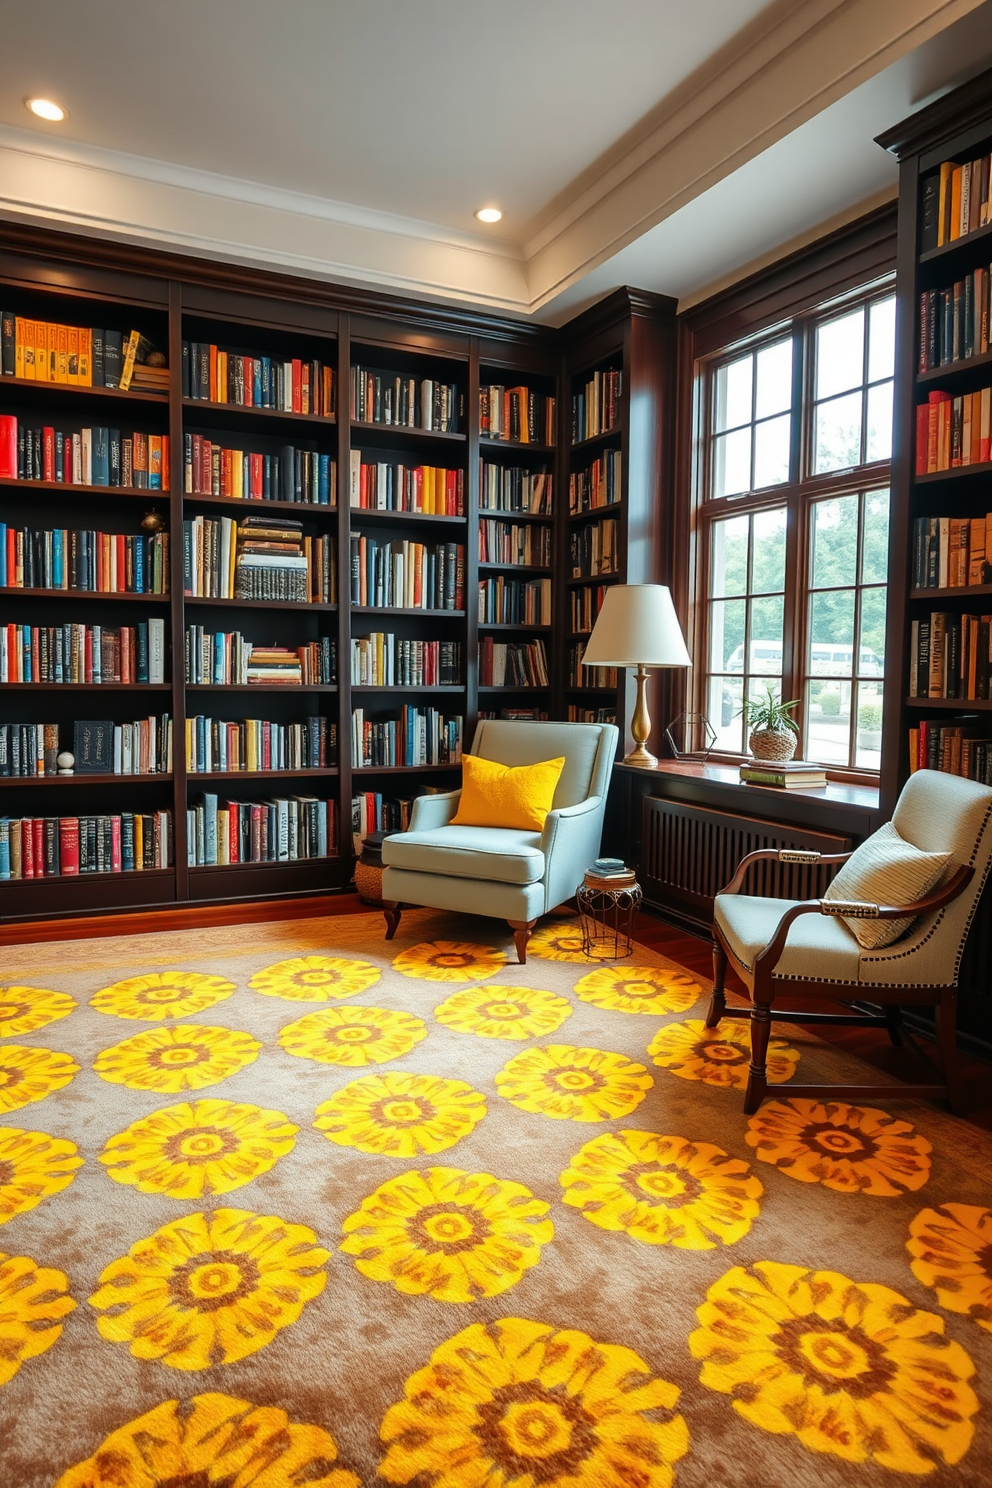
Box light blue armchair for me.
[381,719,619,961]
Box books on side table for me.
[584,856,637,889]
[739,760,828,790]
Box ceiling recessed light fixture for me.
[26,97,67,122]
[475,206,503,224]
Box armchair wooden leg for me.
[706,941,728,1028]
[383,902,403,941]
[935,990,967,1116]
[884,1007,904,1048]
[508,919,537,964]
[744,1001,772,1115]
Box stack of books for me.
[245,647,304,685]
[235,517,308,602]
[130,360,170,393]
[739,759,828,789]
[584,857,637,888]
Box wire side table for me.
[576,875,642,960]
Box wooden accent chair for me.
[708,770,992,1114]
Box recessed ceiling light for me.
[26,97,67,122]
[475,207,503,224]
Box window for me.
[696,281,894,775]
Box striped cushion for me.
[823,821,950,949]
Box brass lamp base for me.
[624,664,658,769]
[623,741,658,769]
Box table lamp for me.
[582,584,691,768]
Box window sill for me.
[615,757,880,812]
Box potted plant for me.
[740,684,801,761]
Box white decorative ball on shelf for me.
[56,752,75,775]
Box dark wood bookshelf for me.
[478,685,550,693]
[183,597,337,611]
[569,426,621,453]
[913,461,992,483]
[905,696,992,710]
[352,763,461,775]
[0,588,169,602]
[567,573,620,587]
[0,773,170,787]
[479,563,552,575]
[0,374,168,405]
[478,623,552,632]
[479,438,555,456]
[352,606,464,618]
[350,421,466,446]
[183,493,337,518]
[910,583,992,600]
[351,684,465,693]
[186,683,337,693]
[349,507,466,526]
[568,504,624,524]
[0,478,170,500]
[183,398,335,428]
[919,217,992,265]
[0,682,171,691]
[188,768,339,781]
[916,346,992,384]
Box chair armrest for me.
[720,847,853,897]
[539,795,602,854]
[407,790,462,833]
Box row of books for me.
[921,152,992,252]
[570,585,608,635]
[352,792,416,852]
[0,419,168,489]
[350,707,463,768]
[70,716,172,776]
[348,454,464,514]
[572,369,622,443]
[569,451,622,514]
[479,637,549,688]
[569,640,617,689]
[909,719,992,782]
[570,518,619,578]
[478,576,551,627]
[479,385,556,445]
[182,516,335,604]
[350,367,461,433]
[479,519,552,567]
[350,635,461,688]
[182,342,335,416]
[348,536,465,610]
[567,705,616,723]
[0,619,166,685]
[912,515,992,589]
[915,387,992,473]
[184,628,336,687]
[919,271,992,372]
[739,759,827,790]
[187,794,336,866]
[478,708,549,721]
[0,317,156,391]
[479,463,552,515]
[185,716,336,774]
[0,811,172,878]
[0,527,169,594]
[184,435,334,504]
[910,612,992,699]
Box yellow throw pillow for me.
[451,753,566,832]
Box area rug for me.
[1,908,990,1488]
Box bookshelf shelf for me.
[182,399,335,429]
[479,563,552,575]
[0,375,168,406]
[352,763,461,775]
[187,768,339,781]
[351,684,465,693]
[0,866,174,889]
[188,857,340,874]
[919,217,992,265]
[905,696,992,711]
[349,508,466,527]
[0,682,172,691]
[916,347,992,385]
[479,438,556,456]
[0,773,171,788]
[910,583,992,600]
[186,683,337,694]
[913,461,992,483]
[478,509,552,524]
[352,606,464,618]
[478,684,550,693]
[569,427,621,454]
[478,623,552,633]
[0,588,169,603]
[183,493,336,518]
[568,504,623,524]
[351,421,466,447]
[0,478,170,500]
[183,597,337,612]
[567,572,620,587]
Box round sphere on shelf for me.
[56,751,75,775]
[141,509,166,534]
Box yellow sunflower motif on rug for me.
[392,940,507,983]
[647,1019,799,1091]
[0,1045,79,1114]
[0,986,76,1039]
[908,1204,992,1333]
[100,1098,299,1200]
[89,1207,329,1370]
[689,1259,978,1474]
[525,923,589,962]
[249,954,381,1001]
[90,970,236,1022]
[496,1044,652,1122]
[340,1166,552,1303]
[93,1024,262,1094]
[54,1392,360,1488]
[0,1249,75,1386]
[746,1098,932,1195]
[560,1130,762,1249]
[573,965,700,1016]
[434,984,572,1041]
[379,1315,689,1488]
[314,1073,486,1157]
[0,1126,83,1225]
[279,1005,427,1068]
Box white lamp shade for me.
[582,584,691,668]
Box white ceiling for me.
[0,0,990,320]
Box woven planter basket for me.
[749,726,798,762]
[354,860,384,906]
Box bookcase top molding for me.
[876,63,992,160]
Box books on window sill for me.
[479,576,551,627]
[182,342,335,416]
[915,388,992,473]
[188,794,336,866]
[183,628,335,687]
[569,641,617,689]
[569,585,608,635]
[351,366,461,433]
[349,535,464,610]
[351,635,461,688]
[479,638,548,688]
[919,271,992,372]
[909,719,992,782]
[72,716,172,775]
[349,455,464,515]
[184,435,334,504]
[572,369,622,443]
[920,150,992,252]
[570,518,619,578]
[185,716,336,773]
[479,462,552,516]
[910,612,992,699]
[567,705,615,723]
[181,516,335,603]
[569,452,622,514]
[351,707,463,768]
[352,792,418,853]
[913,515,992,588]
[0,810,172,878]
[1,619,166,684]
[479,385,556,444]
[0,317,163,392]
[0,526,168,593]
[0,418,169,489]
[479,520,552,567]
[739,760,828,789]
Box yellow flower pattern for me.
[648,1018,800,1091]
[525,923,590,962]
[89,1207,329,1370]
[379,1316,689,1487]
[100,1098,298,1199]
[0,1249,76,1386]
[574,964,700,1016]
[0,1126,83,1225]
[249,954,380,1001]
[434,984,572,1040]
[90,970,236,1021]
[279,1005,427,1067]
[93,1024,262,1094]
[392,940,507,982]
[908,1204,992,1333]
[746,1099,932,1195]
[0,1045,79,1113]
[0,986,76,1039]
[54,1393,360,1488]
[341,1166,553,1302]
[690,1260,978,1474]
[560,1130,762,1249]
[496,1044,652,1122]
[315,1073,486,1157]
